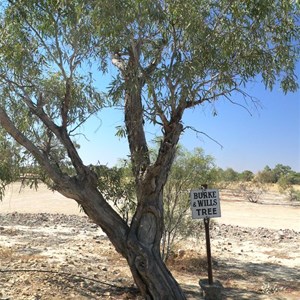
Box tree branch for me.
[184,125,224,149]
[123,53,150,180]
[61,78,71,129]
[10,85,88,178]
[0,106,128,252]
[144,76,169,128]
[0,107,64,181]
[19,8,67,80]
[143,38,166,77]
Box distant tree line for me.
[256,164,300,185]
[213,164,300,185]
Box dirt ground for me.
[0,183,299,299]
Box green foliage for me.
[256,165,277,183]
[286,172,300,185]
[0,0,105,175]
[92,164,136,223]
[278,175,300,201]
[272,164,292,182]
[92,0,300,123]
[239,170,254,182]
[219,167,240,182]
[0,0,298,177]
[162,146,217,260]
[256,164,298,184]
[0,131,22,200]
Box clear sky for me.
[76,63,300,174]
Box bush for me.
[161,147,218,261]
[234,181,266,203]
[278,176,300,201]
[286,189,300,202]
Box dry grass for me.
[0,245,45,263]
[0,246,14,259]
[167,249,208,275]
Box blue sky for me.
[77,64,300,174]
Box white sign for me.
[190,189,221,219]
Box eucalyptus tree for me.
[0,1,299,299]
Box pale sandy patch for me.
[0,182,83,215]
[217,199,300,231]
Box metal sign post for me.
[204,217,213,285]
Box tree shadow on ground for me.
[178,256,300,299]
[215,258,300,299]
[181,282,201,299]
[45,272,140,299]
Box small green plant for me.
[91,164,136,224]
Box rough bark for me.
[113,47,187,298]
[0,107,128,255]
[126,188,186,299]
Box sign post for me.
[204,217,213,284]
[190,186,223,299]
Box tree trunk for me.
[127,242,186,299]
[54,176,186,299]
[126,189,186,299]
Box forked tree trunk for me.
[57,178,186,300]
[125,189,186,299]
[111,48,187,297]
[70,183,186,299]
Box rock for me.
[177,249,186,258]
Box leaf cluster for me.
[0,130,22,200]
[0,0,107,176]
[91,164,136,223]
[94,0,300,127]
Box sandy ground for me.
[0,182,299,299]
[1,183,299,231]
[218,199,300,231]
[0,183,83,215]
